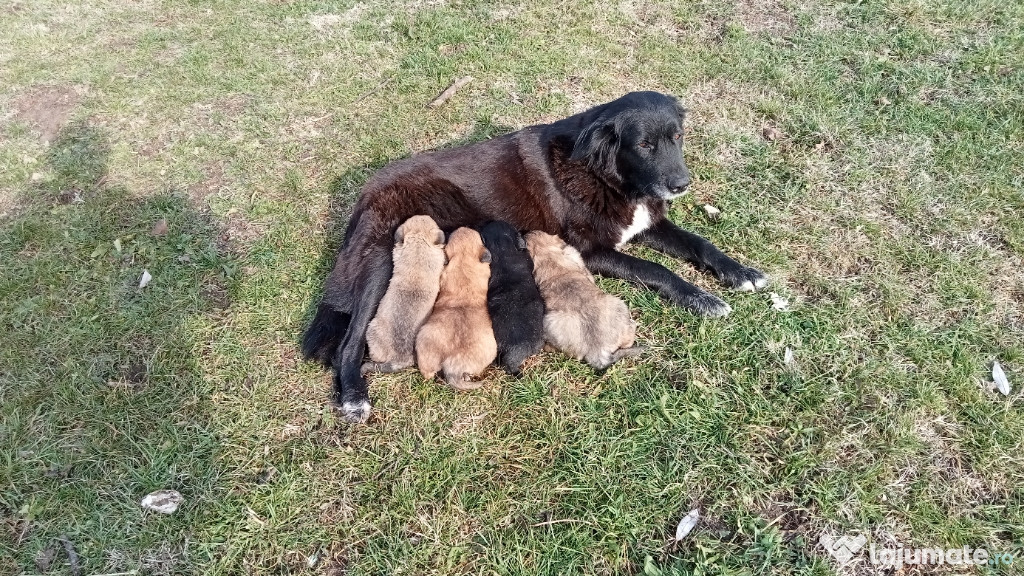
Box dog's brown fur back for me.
[526,231,640,369]
[364,215,446,373]
[415,227,497,389]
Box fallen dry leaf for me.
[762,126,782,141]
[151,218,169,236]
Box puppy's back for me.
[416,228,497,387]
[526,231,639,369]
[365,216,446,372]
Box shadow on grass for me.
[0,121,234,573]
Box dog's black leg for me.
[330,242,393,423]
[584,248,732,317]
[635,220,768,291]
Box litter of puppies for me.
[358,216,642,392]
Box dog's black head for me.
[571,91,691,201]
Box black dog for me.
[303,91,768,422]
[477,221,545,375]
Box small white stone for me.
[770,292,789,311]
[675,508,700,541]
[993,361,1010,395]
[139,269,152,289]
[703,204,721,221]
[141,489,183,514]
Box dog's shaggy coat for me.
[477,221,545,375]
[526,231,640,369]
[414,227,497,389]
[303,91,768,422]
[362,215,446,375]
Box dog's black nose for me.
[667,176,690,195]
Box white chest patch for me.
[617,204,652,248]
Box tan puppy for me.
[415,227,497,390]
[526,231,641,369]
[363,215,446,374]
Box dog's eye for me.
[638,140,651,149]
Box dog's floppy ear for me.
[672,95,688,120]
[480,248,492,264]
[571,115,617,162]
[571,113,622,179]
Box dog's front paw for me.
[684,291,732,317]
[336,400,372,423]
[719,265,769,292]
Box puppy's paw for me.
[336,400,372,423]
[719,265,769,292]
[685,292,732,317]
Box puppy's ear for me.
[394,224,406,244]
[480,248,492,264]
[433,228,445,245]
[515,232,527,251]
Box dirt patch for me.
[13,85,82,145]
[188,162,228,205]
[733,0,796,36]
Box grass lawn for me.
[1,0,1022,574]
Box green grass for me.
[1,0,1022,574]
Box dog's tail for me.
[301,302,351,366]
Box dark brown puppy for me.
[362,215,446,375]
[303,91,768,422]
[415,227,497,390]
[526,231,641,369]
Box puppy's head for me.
[525,231,586,269]
[571,91,691,201]
[445,227,491,265]
[395,215,445,246]
[478,220,527,253]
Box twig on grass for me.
[428,76,473,108]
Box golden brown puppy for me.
[363,215,446,374]
[526,231,641,369]
[415,227,497,389]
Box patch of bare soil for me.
[188,162,228,205]
[733,0,796,36]
[13,85,82,144]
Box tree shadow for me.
[0,121,233,573]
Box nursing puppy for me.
[415,227,498,389]
[526,231,641,370]
[477,221,545,375]
[362,215,446,374]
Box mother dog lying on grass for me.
[303,91,769,422]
